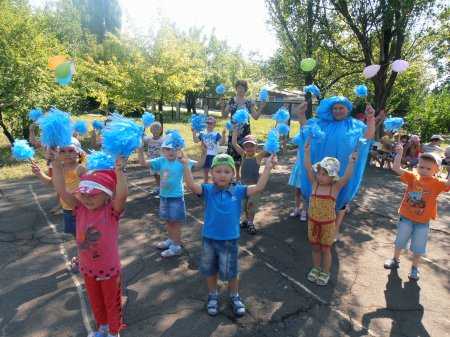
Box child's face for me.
[206,121,216,132]
[243,142,256,155]
[162,147,177,160]
[76,192,109,210]
[417,158,439,177]
[211,165,234,187]
[316,167,334,185]
[236,85,247,96]
[150,125,161,137]
[60,147,79,165]
[332,104,349,121]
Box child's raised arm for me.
[231,126,245,156]
[303,139,315,183]
[191,144,207,170]
[220,129,227,146]
[31,161,52,185]
[337,151,357,189]
[364,104,376,140]
[247,155,276,196]
[113,157,128,213]
[192,128,201,143]
[180,152,202,195]
[51,150,77,209]
[392,144,406,176]
[137,147,148,167]
[295,102,308,126]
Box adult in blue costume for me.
[297,96,376,238]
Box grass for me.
[0,111,300,181]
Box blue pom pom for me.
[291,133,302,146]
[86,150,115,171]
[163,130,185,149]
[276,123,290,136]
[302,120,325,141]
[215,84,225,95]
[226,121,233,131]
[92,120,104,130]
[232,108,250,125]
[73,120,88,136]
[383,117,404,132]
[264,129,280,154]
[11,139,35,161]
[272,107,290,123]
[28,108,43,122]
[38,107,73,148]
[259,88,269,102]
[101,113,144,159]
[354,85,368,97]
[190,114,207,132]
[304,84,321,98]
[142,111,155,128]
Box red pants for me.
[84,274,124,335]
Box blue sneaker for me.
[87,331,107,337]
[207,293,219,316]
[230,294,246,317]
[408,266,420,281]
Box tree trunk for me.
[158,99,163,112]
[0,110,14,145]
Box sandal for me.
[206,293,220,316]
[246,222,257,235]
[307,267,321,283]
[316,271,330,286]
[230,295,246,317]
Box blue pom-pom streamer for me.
[92,120,103,130]
[264,129,280,154]
[383,117,404,132]
[86,150,115,171]
[259,88,269,102]
[38,107,73,148]
[226,121,233,131]
[142,111,155,128]
[164,130,185,149]
[272,107,290,123]
[302,120,325,141]
[28,108,43,122]
[291,133,302,146]
[232,108,250,125]
[354,85,368,98]
[304,84,321,98]
[101,113,144,159]
[191,114,207,132]
[73,120,88,136]
[277,123,290,136]
[11,139,35,161]
[215,84,225,95]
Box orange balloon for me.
[48,55,67,70]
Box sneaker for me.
[383,258,400,270]
[87,332,107,337]
[307,267,321,283]
[161,244,182,258]
[70,256,79,273]
[289,209,300,217]
[316,271,330,286]
[206,293,220,316]
[150,188,160,196]
[300,210,307,221]
[230,294,246,317]
[155,239,173,250]
[408,266,420,281]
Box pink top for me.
[75,202,121,279]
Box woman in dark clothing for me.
[222,80,266,179]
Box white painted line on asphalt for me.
[29,185,93,335]
[129,181,151,194]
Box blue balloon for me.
[38,107,73,148]
[12,139,35,161]
[215,84,225,95]
[86,150,115,171]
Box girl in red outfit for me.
[51,150,128,337]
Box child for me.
[138,133,206,258]
[442,146,450,179]
[304,140,357,286]
[31,138,87,271]
[384,145,449,280]
[51,152,128,337]
[231,126,266,234]
[192,116,226,183]
[402,135,421,168]
[182,153,276,317]
[143,121,164,195]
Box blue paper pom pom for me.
[73,120,88,136]
[11,139,35,161]
[28,108,43,122]
[163,130,185,149]
[92,120,104,130]
[232,108,250,125]
[277,123,290,136]
[226,121,233,131]
[291,133,302,146]
[215,84,225,95]
[38,107,73,148]
[191,114,207,132]
[354,85,368,97]
[272,107,290,123]
[264,129,280,154]
[142,111,155,128]
[86,150,115,171]
[259,88,269,102]
[101,113,144,159]
[383,117,404,132]
[304,84,321,98]
[302,120,325,141]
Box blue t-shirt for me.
[149,157,195,198]
[201,183,248,240]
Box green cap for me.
[211,153,235,171]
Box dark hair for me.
[235,80,248,92]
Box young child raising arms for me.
[182,153,276,317]
[304,140,357,286]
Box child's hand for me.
[31,161,42,176]
[365,104,375,119]
[395,144,404,154]
[115,156,127,173]
[177,151,190,165]
[266,155,278,169]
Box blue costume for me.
[298,96,373,209]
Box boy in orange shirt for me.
[384,144,450,280]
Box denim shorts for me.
[394,216,429,254]
[200,238,239,281]
[159,197,186,222]
[63,210,76,237]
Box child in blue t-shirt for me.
[138,132,205,258]
[182,152,276,317]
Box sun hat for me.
[430,134,444,141]
[242,135,257,145]
[313,157,341,181]
[206,116,216,123]
[74,170,116,196]
[420,152,442,166]
[211,153,235,171]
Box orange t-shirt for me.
[399,171,449,223]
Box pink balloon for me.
[363,64,381,79]
[392,59,409,73]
